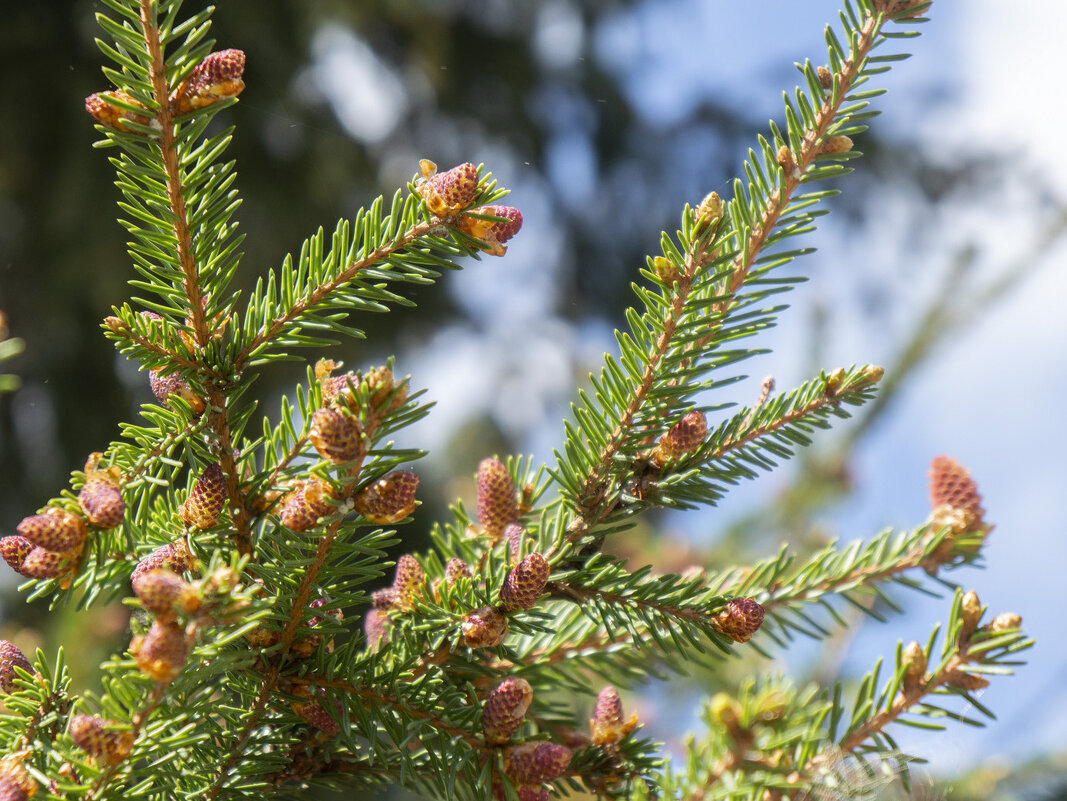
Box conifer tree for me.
[0,1,1033,800]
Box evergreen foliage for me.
[0,1,1034,800]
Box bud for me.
[69,715,134,766]
[149,368,205,414]
[291,686,342,735]
[817,135,853,155]
[392,554,424,611]
[416,161,480,216]
[816,66,834,89]
[652,410,707,466]
[477,458,519,539]
[945,670,990,692]
[503,523,527,563]
[19,547,72,580]
[482,678,533,745]
[445,557,473,585]
[590,685,639,746]
[461,606,509,648]
[291,597,343,657]
[79,455,125,529]
[499,553,549,612]
[171,49,246,115]
[16,507,87,553]
[132,540,192,585]
[712,598,765,643]
[776,145,795,172]
[929,456,985,532]
[279,479,336,532]
[180,463,227,529]
[309,408,364,464]
[693,191,723,234]
[85,90,150,131]
[959,590,982,641]
[0,537,33,573]
[901,641,926,693]
[652,255,681,284]
[363,609,391,650]
[316,359,356,406]
[988,612,1022,633]
[860,364,885,384]
[133,619,188,682]
[503,741,572,784]
[355,471,419,524]
[456,205,523,257]
[132,569,199,617]
[0,642,32,693]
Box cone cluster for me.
[414,161,523,256]
[4,505,88,585]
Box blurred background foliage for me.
[1,1,1064,799]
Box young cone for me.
[652,410,707,466]
[171,49,246,114]
[132,569,199,617]
[462,606,509,648]
[309,408,364,464]
[292,687,342,735]
[392,554,425,611]
[482,678,533,745]
[132,540,192,584]
[279,479,336,532]
[133,619,188,682]
[477,458,519,539]
[78,456,125,529]
[929,455,985,532]
[590,685,639,745]
[416,161,480,216]
[355,471,419,524]
[69,715,134,766]
[499,553,549,612]
[19,548,73,580]
[456,205,523,256]
[0,641,32,693]
[0,537,33,573]
[16,507,87,553]
[180,463,226,529]
[503,742,572,784]
[712,598,765,643]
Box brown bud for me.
[309,408,364,464]
[134,619,188,682]
[901,641,926,692]
[149,369,205,414]
[477,458,519,539]
[180,463,226,529]
[69,715,134,765]
[171,49,246,115]
[445,557,473,585]
[590,685,639,746]
[16,507,87,553]
[416,161,480,216]
[132,569,199,617]
[816,66,833,88]
[776,145,795,171]
[652,410,707,466]
[504,741,572,784]
[945,671,990,692]
[279,479,336,532]
[483,678,533,745]
[456,205,523,256]
[392,554,424,611]
[85,90,150,131]
[0,537,33,573]
[499,553,549,612]
[0,641,32,693]
[19,547,73,580]
[929,456,985,532]
[291,686,342,735]
[712,598,765,643]
[355,471,419,524]
[461,606,509,648]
